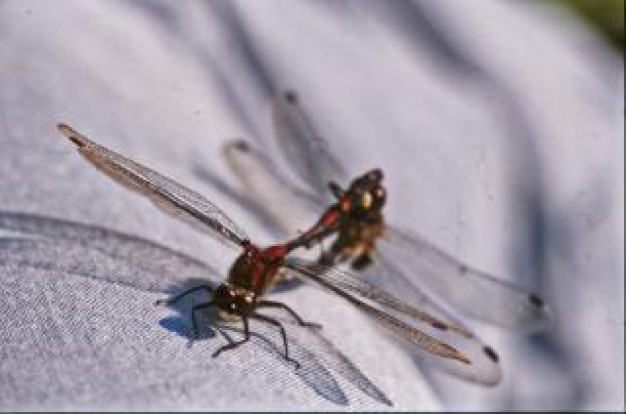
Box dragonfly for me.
[218,91,552,341]
[56,123,501,384]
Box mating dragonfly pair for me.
[57,91,550,389]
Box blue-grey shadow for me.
[0,211,389,407]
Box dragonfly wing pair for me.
[285,257,502,386]
[212,90,556,385]
[57,123,499,384]
[268,90,551,331]
[222,139,325,236]
[271,91,348,203]
[57,124,249,249]
[380,226,552,331]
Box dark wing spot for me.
[284,90,298,104]
[459,264,468,274]
[529,294,544,308]
[483,346,499,363]
[68,136,84,147]
[431,320,449,331]
[232,140,250,152]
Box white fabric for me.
[0,0,622,410]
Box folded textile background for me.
[0,0,623,410]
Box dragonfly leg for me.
[257,300,322,329]
[213,323,235,344]
[318,250,335,267]
[251,312,300,369]
[155,284,214,306]
[319,238,351,267]
[212,316,250,358]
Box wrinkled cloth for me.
[0,0,623,411]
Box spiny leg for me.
[213,323,235,345]
[320,239,346,267]
[257,300,322,329]
[251,312,300,369]
[212,316,250,358]
[155,284,214,306]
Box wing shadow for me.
[0,211,390,406]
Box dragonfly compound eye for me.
[361,192,373,209]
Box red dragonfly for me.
[215,91,553,377]
[57,124,500,383]
[221,91,551,329]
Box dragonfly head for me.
[346,169,387,214]
[213,283,255,315]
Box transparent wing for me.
[219,122,549,331]
[285,257,502,386]
[191,155,289,240]
[271,90,348,199]
[57,124,248,247]
[382,225,552,331]
[223,139,326,217]
[221,139,330,238]
[292,258,474,339]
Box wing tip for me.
[442,342,473,365]
[482,345,500,363]
[283,89,299,104]
[57,123,86,148]
[225,139,251,153]
[527,293,555,331]
[529,293,545,308]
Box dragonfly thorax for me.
[227,244,288,296]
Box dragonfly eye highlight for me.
[361,192,373,209]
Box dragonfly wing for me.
[271,91,348,199]
[382,225,552,331]
[293,258,475,339]
[361,254,505,384]
[284,257,502,386]
[57,124,248,247]
[367,253,473,335]
[222,139,326,235]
